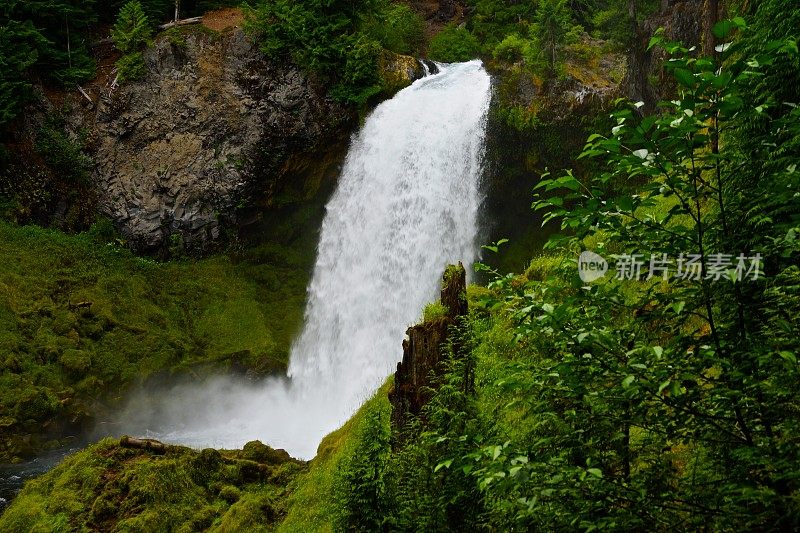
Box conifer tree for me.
[530,0,572,72]
[111,1,153,82]
[0,20,48,125]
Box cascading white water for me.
[118,60,492,459]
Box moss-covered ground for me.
[0,218,316,463]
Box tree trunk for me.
[174,0,180,23]
[704,0,719,57]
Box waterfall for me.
[118,60,492,459]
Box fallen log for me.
[119,435,170,453]
[158,17,203,30]
[76,85,93,105]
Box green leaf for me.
[622,375,635,388]
[653,346,663,358]
[587,468,603,478]
[778,351,797,364]
[434,459,453,472]
[673,68,695,88]
[712,19,736,39]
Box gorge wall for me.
[7,23,430,255]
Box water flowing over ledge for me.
[116,60,492,459]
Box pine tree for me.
[111,1,153,82]
[112,1,153,55]
[0,20,48,125]
[2,0,97,86]
[530,0,572,73]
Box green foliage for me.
[0,0,96,105]
[422,301,448,322]
[328,33,383,106]
[360,1,425,56]
[112,1,153,54]
[244,0,404,106]
[112,1,154,83]
[115,51,148,83]
[428,24,481,63]
[459,20,800,529]
[529,0,574,72]
[0,20,48,125]
[382,323,486,532]
[98,0,173,25]
[334,407,390,531]
[466,0,536,53]
[34,119,92,186]
[589,0,659,48]
[492,33,530,62]
[279,384,392,532]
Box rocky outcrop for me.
[379,52,428,95]
[389,263,468,444]
[87,27,354,253]
[625,0,705,111]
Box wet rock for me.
[379,51,428,96]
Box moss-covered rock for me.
[378,51,427,96]
[0,437,305,532]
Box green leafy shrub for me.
[492,33,530,62]
[329,33,383,106]
[112,1,153,83]
[459,19,800,530]
[333,406,390,531]
[244,0,399,105]
[428,24,481,62]
[467,0,536,53]
[115,51,148,83]
[35,122,92,186]
[361,2,425,56]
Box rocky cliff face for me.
[85,27,354,253]
[389,263,468,444]
[45,23,435,254]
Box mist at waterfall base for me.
[114,61,492,460]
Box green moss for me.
[0,438,302,532]
[0,221,313,462]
